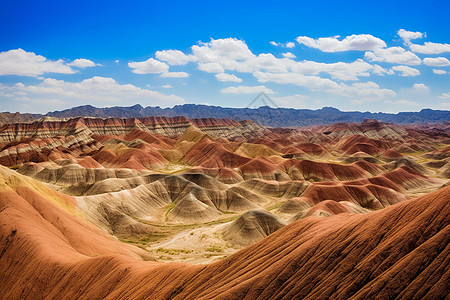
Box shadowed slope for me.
[0,163,448,299]
[173,186,449,299]
[0,165,151,271]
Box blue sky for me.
[1,0,449,114]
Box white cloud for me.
[272,94,308,108]
[331,81,396,100]
[253,71,339,89]
[413,83,429,92]
[438,92,450,99]
[198,62,225,73]
[236,53,291,73]
[254,72,395,101]
[282,52,296,58]
[397,29,424,45]
[183,38,255,73]
[220,85,275,94]
[223,54,380,81]
[192,38,254,63]
[1,77,184,110]
[372,64,394,75]
[285,42,295,48]
[160,71,189,78]
[115,60,120,64]
[364,47,422,65]
[410,42,450,54]
[290,59,382,81]
[134,38,390,83]
[155,50,192,65]
[262,55,298,72]
[215,73,242,82]
[161,84,173,88]
[423,57,450,67]
[391,65,420,77]
[433,69,447,75]
[68,58,100,68]
[296,34,386,52]
[0,48,75,77]
[128,58,169,74]
[269,41,295,48]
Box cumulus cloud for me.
[160,71,189,78]
[178,38,255,74]
[413,83,429,92]
[155,50,192,65]
[220,85,275,94]
[364,47,422,65]
[396,29,450,55]
[269,41,295,48]
[372,64,394,75]
[161,84,173,88]
[198,62,225,73]
[0,48,75,76]
[254,71,339,90]
[128,58,169,74]
[1,76,184,110]
[285,42,295,48]
[215,73,242,82]
[282,52,296,58]
[131,37,395,84]
[433,69,447,75]
[68,58,100,68]
[234,47,387,80]
[397,29,424,45]
[423,57,450,67]
[410,42,450,54]
[290,59,383,81]
[296,34,386,52]
[234,53,291,73]
[193,38,255,63]
[391,65,420,77]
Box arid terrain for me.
[0,115,448,299]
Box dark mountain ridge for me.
[3,104,449,127]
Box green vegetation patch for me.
[156,248,194,255]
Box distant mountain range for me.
[3,104,450,127]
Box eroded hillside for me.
[0,117,448,265]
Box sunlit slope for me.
[0,165,448,299]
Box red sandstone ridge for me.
[0,116,448,298]
[0,165,448,299]
[184,138,251,168]
[0,116,264,142]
